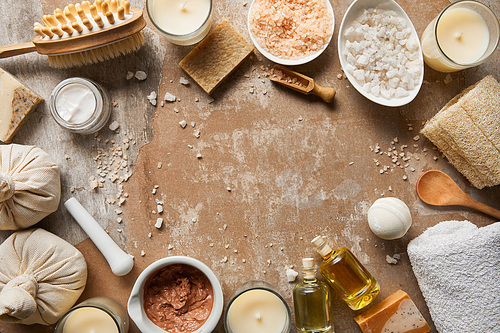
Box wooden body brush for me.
[0,0,146,68]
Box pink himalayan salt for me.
[249,0,333,59]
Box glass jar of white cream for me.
[50,77,111,134]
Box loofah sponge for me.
[421,76,500,189]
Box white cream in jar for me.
[55,83,97,124]
[50,78,110,134]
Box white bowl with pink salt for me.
[248,0,335,65]
[338,0,424,107]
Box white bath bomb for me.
[368,197,412,240]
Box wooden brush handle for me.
[311,84,336,103]
[0,42,37,58]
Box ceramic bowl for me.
[127,256,223,333]
[247,0,335,65]
[338,0,424,107]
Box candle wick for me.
[455,32,463,40]
[256,313,261,321]
[180,0,188,10]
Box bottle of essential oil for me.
[293,258,333,333]
[311,236,380,310]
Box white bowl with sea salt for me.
[248,0,335,66]
[338,0,424,107]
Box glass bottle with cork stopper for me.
[293,258,333,333]
[311,236,380,311]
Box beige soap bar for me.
[179,20,254,94]
[354,290,430,333]
[0,68,43,143]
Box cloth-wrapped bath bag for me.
[0,228,87,325]
[0,144,60,230]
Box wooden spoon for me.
[416,170,500,219]
[269,65,336,103]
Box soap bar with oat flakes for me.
[354,290,430,333]
[0,68,43,143]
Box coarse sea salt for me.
[344,8,421,100]
[249,0,333,59]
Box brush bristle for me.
[47,32,144,68]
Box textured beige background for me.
[0,0,499,332]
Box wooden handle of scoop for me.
[311,84,336,103]
[0,42,37,58]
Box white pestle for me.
[65,197,134,276]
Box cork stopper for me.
[311,235,333,258]
[302,258,316,279]
[302,258,314,268]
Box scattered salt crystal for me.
[196,153,202,159]
[155,218,163,229]
[179,77,189,85]
[135,71,147,81]
[179,120,187,128]
[286,268,299,282]
[141,250,145,257]
[147,91,157,106]
[126,71,134,80]
[164,92,176,102]
[109,121,120,131]
[386,255,398,265]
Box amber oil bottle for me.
[293,258,333,333]
[311,236,380,310]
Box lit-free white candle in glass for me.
[225,281,291,333]
[147,0,212,45]
[421,0,499,72]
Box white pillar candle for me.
[421,1,499,72]
[62,307,119,333]
[147,0,212,45]
[227,289,289,333]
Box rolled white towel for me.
[407,220,500,333]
